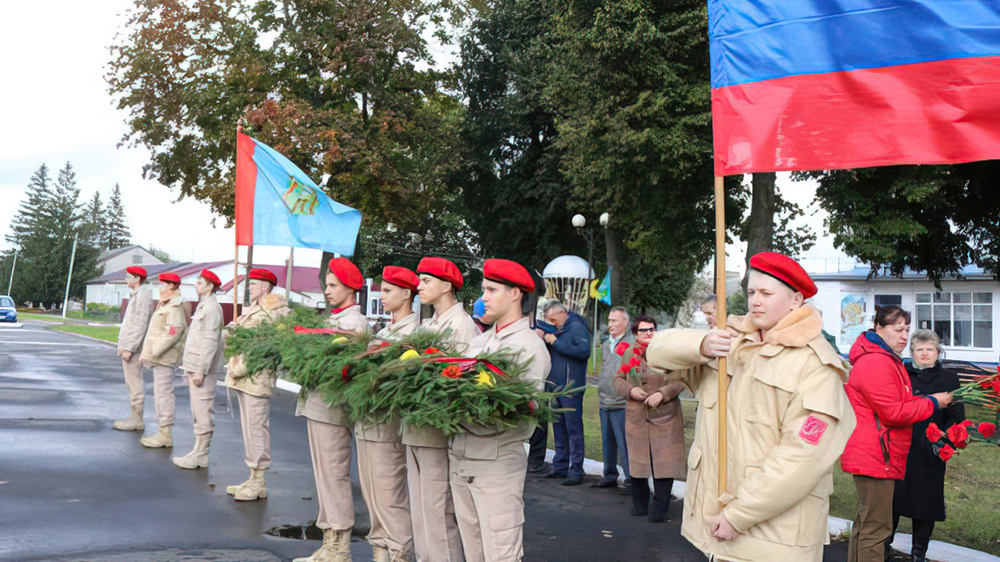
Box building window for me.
[875,294,902,308]
[132,255,142,264]
[915,292,992,348]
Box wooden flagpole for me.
[714,175,729,499]
[233,244,241,320]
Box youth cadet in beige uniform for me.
[356,266,420,562]
[407,257,479,562]
[224,268,293,500]
[451,259,550,562]
[173,269,226,469]
[646,252,855,562]
[139,272,188,448]
[295,257,369,562]
[114,266,155,431]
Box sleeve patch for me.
[168,326,177,336]
[799,415,828,445]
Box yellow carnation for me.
[400,349,421,361]
[475,370,495,388]
[332,336,349,344]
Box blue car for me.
[0,295,16,323]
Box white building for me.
[811,265,998,363]
[96,245,163,276]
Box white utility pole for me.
[6,248,18,295]
[61,234,79,319]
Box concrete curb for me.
[267,379,1000,562]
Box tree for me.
[108,0,473,291]
[739,172,815,291]
[457,0,580,275]
[104,184,131,250]
[4,163,100,306]
[801,161,1000,284]
[82,192,106,252]
[148,245,173,263]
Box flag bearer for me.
[139,272,188,448]
[224,268,292,500]
[645,252,856,562]
[113,266,155,431]
[407,257,478,562]
[295,257,369,562]
[356,266,420,562]
[450,259,551,562]
[173,270,226,469]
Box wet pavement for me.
[0,322,848,561]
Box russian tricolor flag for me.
[235,130,362,256]
[711,0,1000,175]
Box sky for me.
[0,0,850,276]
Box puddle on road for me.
[264,523,324,541]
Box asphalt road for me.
[0,322,849,561]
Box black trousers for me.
[528,424,548,469]
[631,477,673,519]
[885,514,935,561]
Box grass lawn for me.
[565,386,1000,555]
[51,324,120,343]
[18,312,66,322]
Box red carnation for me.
[630,356,641,368]
[527,400,536,414]
[938,444,955,462]
[425,347,442,355]
[441,365,462,379]
[341,365,352,382]
[614,341,630,357]
[925,422,944,443]
[947,424,969,449]
[960,420,974,428]
[992,380,1000,395]
[981,379,993,389]
[978,422,997,439]
[618,362,633,374]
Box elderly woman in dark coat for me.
[886,330,965,562]
[613,315,686,523]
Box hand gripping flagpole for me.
[714,175,729,503]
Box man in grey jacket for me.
[591,306,633,489]
[113,266,155,431]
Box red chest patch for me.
[799,415,828,446]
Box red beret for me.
[126,266,147,280]
[382,266,419,292]
[158,272,181,285]
[248,268,278,285]
[328,258,364,290]
[483,259,535,293]
[200,269,221,288]
[749,252,817,299]
[417,257,463,289]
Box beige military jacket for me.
[646,306,855,562]
[449,316,551,478]
[405,302,480,448]
[297,304,370,426]
[224,292,292,398]
[356,311,419,443]
[181,293,226,376]
[420,301,480,353]
[140,295,187,368]
[118,284,155,356]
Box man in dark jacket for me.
[541,301,591,485]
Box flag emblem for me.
[282,178,319,216]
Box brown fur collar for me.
[260,292,289,311]
[729,305,823,348]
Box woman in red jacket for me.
[841,305,953,562]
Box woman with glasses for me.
[613,315,686,523]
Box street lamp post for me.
[573,213,609,375]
